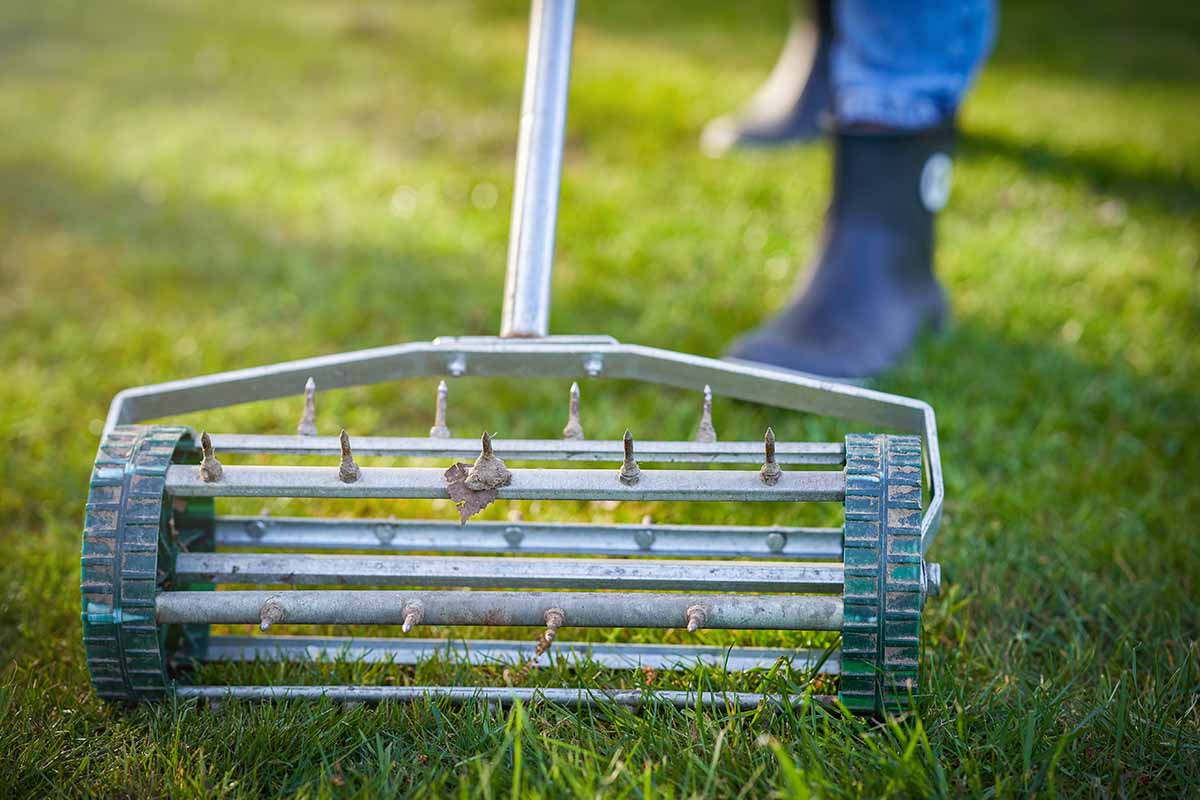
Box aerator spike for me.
[401,601,424,633]
[297,377,318,437]
[695,385,717,443]
[429,380,451,439]
[562,382,584,440]
[465,432,512,491]
[259,596,285,632]
[338,430,361,483]
[543,607,565,646]
[759,427,782,486]
[685,605,707,633]
[198,432,223,483]
[619,430,641,485]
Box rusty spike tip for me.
[198,432,223,482]
[543,608,565,644]
[759,427,782,486]
[259,597,285,632]
[338,429,361,483]
[619,430,641,485]
[401,603,423,633]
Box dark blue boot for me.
[726,125,955,380]
[701,0,833,155]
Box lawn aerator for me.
[81,0,944,716]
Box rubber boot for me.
[726,125,955,380]
[701,0,833,156]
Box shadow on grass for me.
[960,130,1199,216]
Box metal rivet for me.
[634,514,655,550]
[562,382,584,440]
[695,385,717,443]
[583,355,603,377]
[372,521,398,545]
[504,526,524,547]
[765,531,787,553]
[199,432,223,483]
[429,380,451,438]
[618,430,640,485]
[297,377,318,437]
[685,605,706,633]
[759,427,782,486]
[245,519,268,540]
[447,354,467,377]
[259,596,285,631]
[338,430,361,483]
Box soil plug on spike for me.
[338,430,361,483]
[465,432,512,490]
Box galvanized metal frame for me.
[103,338,942,552]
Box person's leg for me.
[728,0,996,380]
[701,0,833,156]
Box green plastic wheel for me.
[81,425,214,701]
[839,433,925,715]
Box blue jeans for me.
[833,0,997,129]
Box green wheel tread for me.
[81,425,211,701]
[839,433,924,715]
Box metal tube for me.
[199,635,841,673]
[157,590,845,630]
[164,464,845,502]
[500,0,576,338]
[175,553,844,592]
[214,516,844,560]
[175,684,833,709]
[207,434,846,465]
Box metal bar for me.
[157,590,845,630]
[199,635,841,673]
[102,337,940,546]
[176,684,833,709]
[164,464,846,502]
[207,434,846,465]
[175,553,844,592]
[500,0,575,338]
[214,516,844,559]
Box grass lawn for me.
[1,0,1198,796]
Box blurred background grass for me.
[0,0,1197,796]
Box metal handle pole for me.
[500,0,576,338]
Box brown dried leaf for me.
[444,462,498,524]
